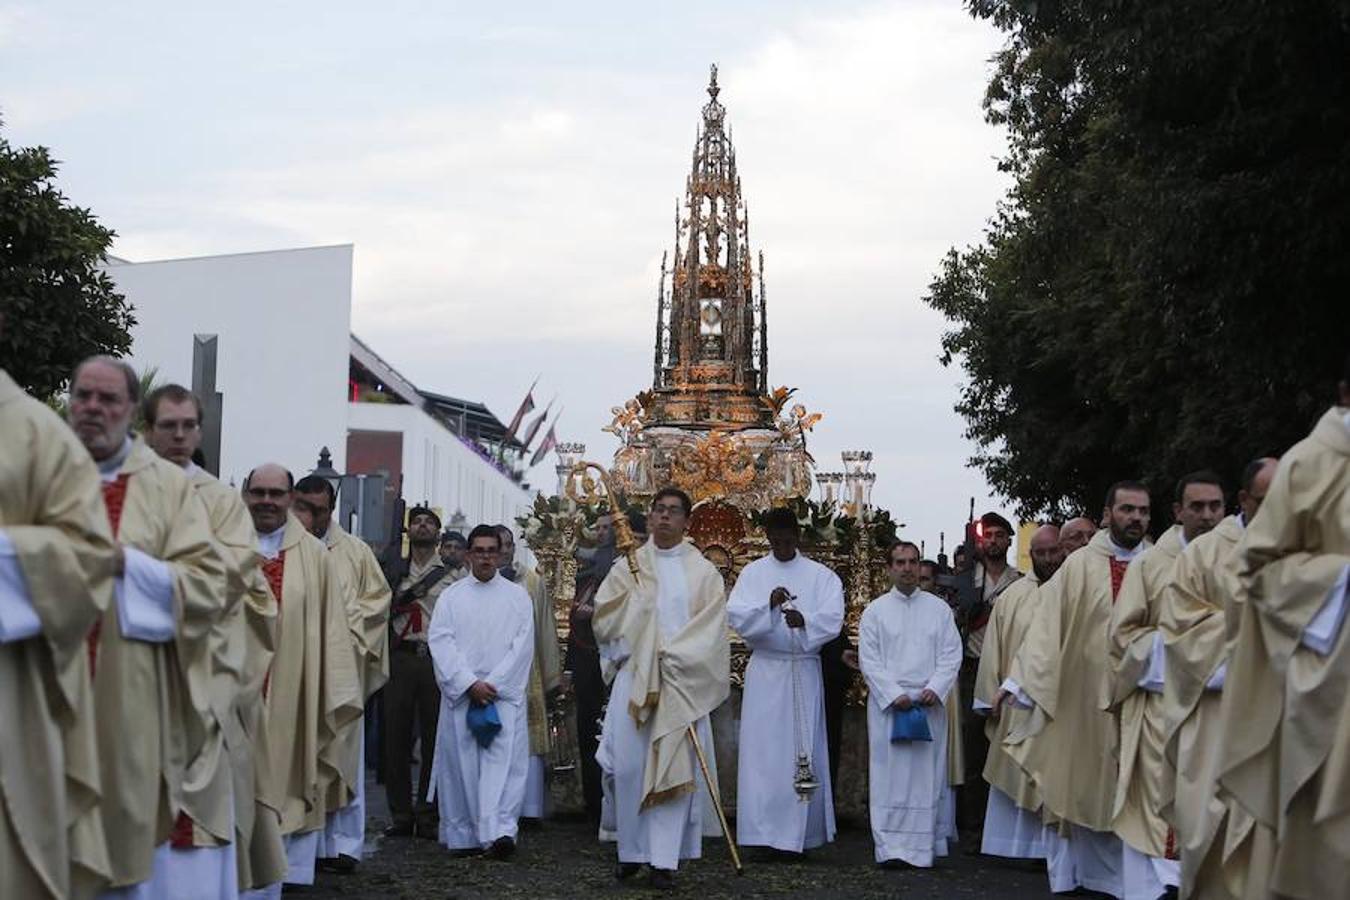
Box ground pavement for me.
[301,772,1062,899]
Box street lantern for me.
[311,446,343,497]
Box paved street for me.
[303,780,1059,900]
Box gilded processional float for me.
[521,68,902,816]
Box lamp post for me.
[311,446,387,545]
[311,446,343,497]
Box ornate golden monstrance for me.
[521,67,899,688]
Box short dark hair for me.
[980,511,1013,534]
[651,487,693,516]
[467,523,502,549]
[73,355,140,403]
[242,466,294,492]
[494,524,515,541]
[1239,458,1273,494]
[441,530,466,545]
[762,507,799,534]
[886,540,921,565]
[920,559,939,573]
[293,474,336,507]
[1174,469,1226,504]
[142,383,203,428]
[1104,479,1149,510]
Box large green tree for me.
[926,1,1350,522]
[0,122,134,400]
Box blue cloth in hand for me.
[890,704,933,742]
[467,701,502,748]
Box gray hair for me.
[73,355,140,403]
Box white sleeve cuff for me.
[0,532,42,643]
[116,547,176,643]
[1205,661,1227,691]
[1302,564,1349,656]
[1000,677,1033,709]
[1137,632,1166,693]
[973,697,994,713]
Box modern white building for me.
[108,244,534,548]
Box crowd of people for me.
[1,352,1345,900]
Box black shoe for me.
[879,858,912,870]
[486,836,516,859]
[649,868,676,890]
[315,854,357,874]
[615,862,642,881]
[383,821,414,838]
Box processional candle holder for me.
[859,471,877,515]
[555,443,587,497]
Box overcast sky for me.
[2,0,1017,557]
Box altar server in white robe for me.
[860,539,963,869]
[728,507,843,854]
[428,524,534,859]
[593,488,730,891]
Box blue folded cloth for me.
[890,704,933,742]
[467,701,502,748]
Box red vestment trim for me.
[261,551,286,699]
[90,475,132,678]
[1109,557,1130,603]
[169,811,196,849]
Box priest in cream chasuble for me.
[68,358,226,894]
[593,490,729,884]
[1215,404,1350,900]
[242,464,362,892]
[0,367,115,900]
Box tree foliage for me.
[926,1,1350,522]
[0,122,134,401]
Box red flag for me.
[503,378,538,441]
[530,423,559,467]
[519,398,555,450]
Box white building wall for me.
[108,245,353,484]
[346,402,533,528]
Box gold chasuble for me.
[1108,524,1184,860]
[90,438,225,887]
[1158,514,1245,897]
[1005,528,1147,830]
[1216,407,1350,900]
[187,468,285,888]
[974,572,1044,813]
[524,565,563,756]
[259,515,363,836]
[0,370,115,900]
[592,540,730,809]
[320,522,391,812]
